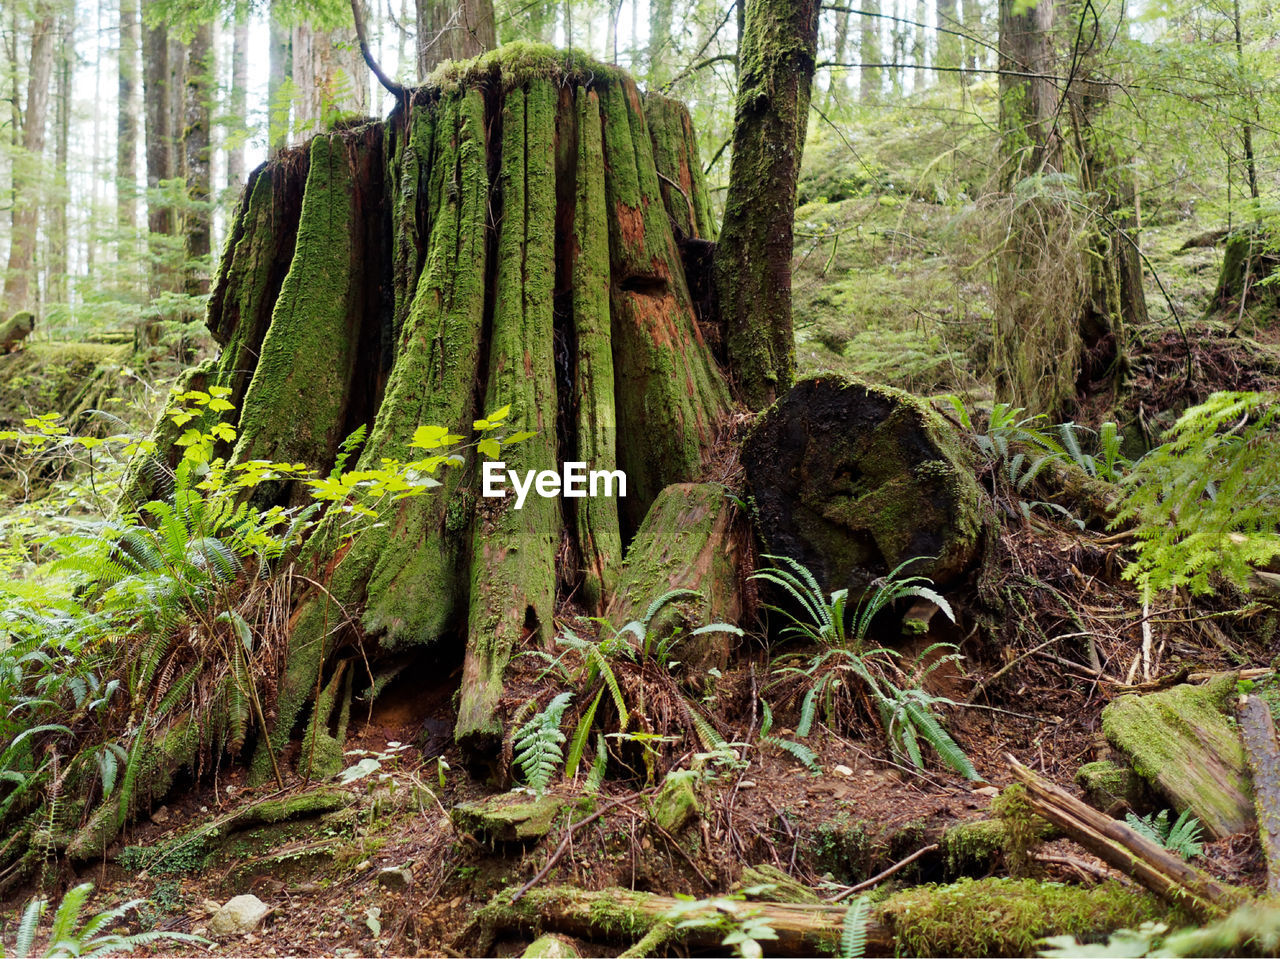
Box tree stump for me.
[150,49,731,772]
[742,374,990,595]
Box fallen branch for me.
[1006,754,1250,918]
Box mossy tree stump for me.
[162,48,731,774]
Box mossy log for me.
[475,877,1171,957]
[1101,676,1254,839]
[149,48,732,775]
[742,374,990,593]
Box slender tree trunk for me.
[183,23,214,297]
[118,0,140,269]
[713,0,822,410]
[49,10,73,306]
[860,0,881,103]
[998,0,1059,177]
[416,0,496,77]
[268,0,290,155]
[142,5,182,297]
[913,0,929,77]
[292,22,369,137]
[937,0,961,72]
[828,6,850,108]
[647,0,673,86]
[4,0,56,314]
[227,2,249,193]
[962,0,982,76]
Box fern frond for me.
[840,897,870,959]
[514,692,573,796]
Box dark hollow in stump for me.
[742,374,989,594]
[124,49,734,784]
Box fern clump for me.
[1125,808,1204,860]
[1114,391,1280,597]
[514,692,573,796]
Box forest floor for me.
[4,162,1280,957]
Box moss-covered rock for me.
[522,934,582,958]
[743,374,991,592]
[647,771,699,834]
[1102,676,1253,838]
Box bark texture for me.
[417,0,496,76]
[713,0,821,411]
[169,50,729,774]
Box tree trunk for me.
[859,0,882,103]
[647,0,673,86]
[49,10,72,306]
[416,0,496,77]
[142,5,180,297]
[227,2,249,193]
[4,0,56,315]
[118,0,140,251]
[997,0,1059,177]
[268,0,290,155]
[937,0,961,72]
[712,0,821,411]
[291,21,369,138]
[145,54,729,781]
[183,23,214,297]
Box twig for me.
[655,170,697,232]
[350,0,406,98]
[969,631,1094,700]
[824,844,939,901]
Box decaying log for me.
[1101,676,1254,839]
[475,885,885,956]
[743,374,991,593]
[1007,754,1250,918]
[1237,694,1280,895]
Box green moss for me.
[231,129,375,502]
[940,819,1007,876]
[1102,675,1253,838]
[649,771,699,834]
[1076,759,1152,812]
[424,42,623,96]
[881,877,1179,957]
[451,792,573,843]
[642,92,717,241]
[522,934,581,958]
[458,77,562,750]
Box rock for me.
[201,899,222,915]
[209,894,271,936]
[1102,675,1253,838]
[377,865,414,891]
[972,786,1000,798]
[649,772,699,834]
[1075,760,1154,814]
[742,375,990,594]
[0,311,34,354]
[150,805,171,824]
[451,792,574,843]
[522,934,582,958]
[833,764,854,777]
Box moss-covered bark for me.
[712,0,821,410]
[601,77,731,534]
[642,92,716,242]
[457,79,563,751]
[158,50,730,779]
[567,87,623,612]
[231,125,388,505]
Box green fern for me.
[514,692,573,796]
[1125,808,1204,860]
[5,882,206,957]
[1115,391,1280,598]
[760,735,822,774]
[840,897,870,958]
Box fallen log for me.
[1006,754,1250,919]
[1237,694,1280,895]
[473,875,1175,957]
